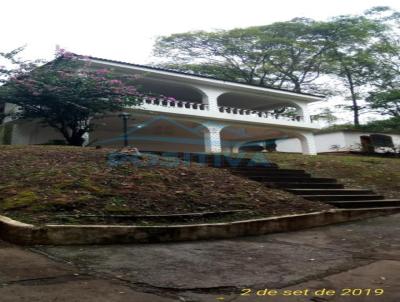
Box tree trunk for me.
[351,95,360,126]
[67,134,85,146]
[293,82,301,93]
[345,69,360,126]
[58,127,85,146]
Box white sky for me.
[2,0,400,123]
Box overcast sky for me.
[3,0,399,63]
[2,0,400,123]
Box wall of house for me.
[276,131,400,153]
[2,103,19,123]
[90,126,206,153]
[276,137,302,153]
[10,121,64,145]
[391,134,400,147]
[314,132,347,152]
[277,133,349,153]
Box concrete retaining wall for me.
[1,208,399,245]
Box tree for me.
[153,18,330,94]
[366,32,400,117]
[0,46,41,83]
[311,108,339,125]
[367,89,400,117]
[153,7,400,125]
[320,7,399,126]
[0,52,141,146]
[361,116,400,132]
[1,46,41,121]
[320,15,389,126]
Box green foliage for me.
[367,89,400,117]
[360,117,400,133]
[320,11,394,126]
[154,18,330,94]
[153,6,400,126]
[0,53,141,146]
[311,108,339,125]
[320,117,400,133]
[1,190,39,211]
[0,46,42,84]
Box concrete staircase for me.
[147,152,400,210]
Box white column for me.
[293,101,311,123]
[195,86,226,113]
[82,132,90,147]
[299,132,317,155]
[82,117,93,147]
[202,121,226,153]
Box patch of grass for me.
[1,190,40,210]
[104,197,130,213]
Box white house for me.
[0,55,323,155]
[276,130,400,153]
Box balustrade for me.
[218,106,304,122]
[143,97,208,110]
[141,97,305,123]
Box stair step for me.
[232,171,311,178]
[254,177,337,183]
[301,194,385,201]
[209,163,277,168]
[232,170,309,176]
[288,189,374,195]
[276,183,345,189]
[226,165,280,170]
[328,199,400,208]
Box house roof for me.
[78,55,324,100]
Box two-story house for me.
[1,55,323,154]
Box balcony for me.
[138,96,314,129]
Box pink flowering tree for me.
[0,51,142,146]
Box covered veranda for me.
[89,112,317,155]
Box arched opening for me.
[135,78,205,104]
[219,124,316,155]
[220,125,289,153]
[217,92,304,121]
[275,131,317,155]
[90,113,208,152]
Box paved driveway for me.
[1,213,400,301]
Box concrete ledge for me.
[1,208,400,245]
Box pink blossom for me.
[109,79,122,85]
[95,69,109,75]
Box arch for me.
[217,124,317,155]
[217,92,305,121]
[134,78,206,104]
[90,113,210,152]
[283,131,317,155]
[219,124,289,153]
